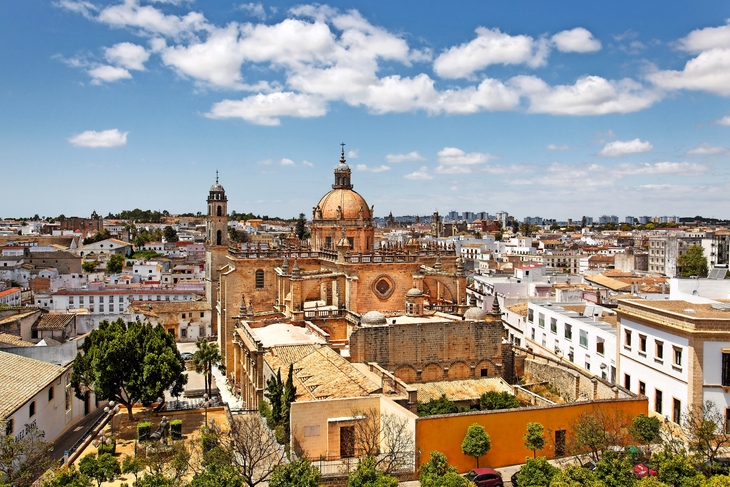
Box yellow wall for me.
[415,398,647,472]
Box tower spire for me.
[340,142,346,163]
[216,170,219,184]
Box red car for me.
[634,463,658,479]
[465,467,504,487]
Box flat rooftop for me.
[619,299,730,320]
[250,323,326,348]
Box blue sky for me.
[2,1,730,220]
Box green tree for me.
[121,455,145,483]
[479,391,520,411]
[524,422,547,458]
[684,400,730,467]
[82,261,98,273]
[568,409,632,462]
[634,478,670,487]
[648,450,697,487]
[188,461,243,487]
[71,319,187,419]
[42,465,90,487]
[78,453,120,487]
[417,395,458,417]
[548,465,601,487]
[706,476,730,487]
[264,369,284,426]
[192,339,225,398]
[348,456,398,487]
[516,457,559,487]
[494,232,503,242]
[269,458,320,487]
[228,227,250,244]
[0,421,55,487]
[419,451,474,487]
[281,364,297,439]
[593,450,635,487]
[461,423,491,468]
[132,473,175,487]
[162,226,178,243]
[629,414,662,453]
[106,254,125,274]
[678,245,708,277]
[294,213,307,241]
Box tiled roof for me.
[34,314,74,331]
[584,274,632,292]
[0,288,21,299]
[127,301,211,315]
[0,333,36,348]
[413,378,511,403]
[0,351,65,418]
[0,310,39,325]
[507,302,529,317]
[265,345,380,401]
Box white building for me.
[525,302,618,383]
[132,262,163,282]
[76,238,132,258]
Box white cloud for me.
[68,129,128,148]
[88,65,132,83]
[280,158,295,166]
[513,75,661,115]
[686,142,730,156]
[434,27,549,79]
[302,160,314,167]
[716,116,730,126]
[437,147,498,166]
[206,92,328,126]
[96,0,210,38]
[597,138,653,157]
[238,3,266,20]
[404,166,432,180]
[551,28,601,53]
[355,164,390,172]
[385,151,426,163]
[104,42,149,70]
[646,48,730,96]
[347,149,359,159]
[55,0,97,19]
[677,22,730,53]
[614,161,708,176]
[547,144,570,151]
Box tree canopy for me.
[192,339,225,398]
[71,319,187,418]
[163,226,179,243]
[1,422,55,487]
[106,254,125,274]
[678,244,708,278]
[461,423,491,468]
[524,422,547,458]
[479,391,520,411]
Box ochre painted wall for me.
[415,398,648,472]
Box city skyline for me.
[2,1,730,219]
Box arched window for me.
[217,205,222,217]
[255,269,264,289]
[216,230,222,245]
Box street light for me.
[104,401,121,437]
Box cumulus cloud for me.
[238,2,267,20]
[55,0,97,19]
[105,42,149,70]
[686,142,730,156]
[347,149,359,159]
[385,151,426,163]
[551,28,601,53]
[614,161,708,176]
[437,147,497,165]
[716,116,730,125]
[433,27,549,79]
[355,164,390,172]
[547,144,570,150]
[206,92,328,125]
[68,129,128,148]
[404,166,432,180]
[96,0,210,38]
[512,75,661,115]
[676,21,730,53]
[88,65,132,83]
[597,138,653,157]
[259,157,312,167]
[646,48,730,96]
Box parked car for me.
[181,352,194,361]
[703,457,730,476]
[581,460,597,471]
[510,470,520,487]
[465,468,504,487]
[633,463,658,479]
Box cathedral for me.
[204,148,469,381]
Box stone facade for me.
[349,318,504,383]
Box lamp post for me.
[203,393,209,425]
[104,401,121,437]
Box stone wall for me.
[349,319,504,383]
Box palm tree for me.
[192,339,225,397]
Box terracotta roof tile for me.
[0,351,65,418]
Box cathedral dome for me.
[406,287,423,298]
[315,189,371,220]
[361,310,386,326]
[464,307,487,321]
[210,182,225,192]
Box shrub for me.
[170,420,182,440]
[138,422,151,442]
[479,391,520,411]
[97,439,116,455]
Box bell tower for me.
[206,171,228,247]
[205,171,229,341]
